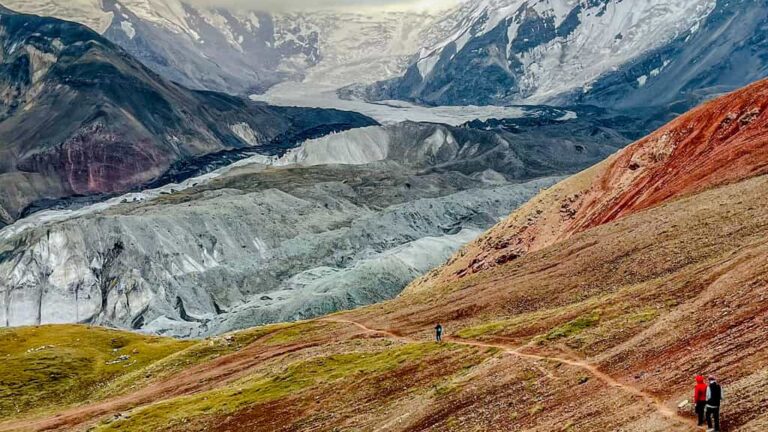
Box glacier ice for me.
[0,116,627,336]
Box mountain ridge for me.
[0,5,375,226]
[357,0,717,106]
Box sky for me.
[186,0,460,12]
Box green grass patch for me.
[454,294,616,341]
[626,307,659,324]
[0,325,192,419]
[545,310,601,340]
[433,382,461,397]
[261,321,329,345]
[528,404,544,415]
[99,323,295,398]
[95,342,446,432]
[455,321,510,339]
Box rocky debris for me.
[494,253,520,266]
[739,107,761,126]
[102,412,129,424]
[26,345,55,353]
[105,355,130,365]
[559,194,582,220]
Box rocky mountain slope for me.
[3,0,454,94]
[0,113,631,337]
[360,0,768,112]
[3,78,768,432]
[409,76,768,289]
[562,0,768,110]
[0,7,374,227]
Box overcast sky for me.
[186,0,459,12]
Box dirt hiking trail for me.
[320,318,699,431]
[0,317,699,432]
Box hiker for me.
[706,375,723,432]
[694,375,708,426]
[435,323,443,342]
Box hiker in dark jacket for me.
[435,323,443,342]
[694,375,708,426]
[706,375,723,432]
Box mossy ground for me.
[94,342,458,432]
[438,272,673,357]
[0,325,193,419]
[545,310,601,340]
[97,323,300,399]
[0,319,351,429]
[261,321,333,345]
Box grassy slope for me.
[0,320,497,432]
[0,321,330,423]
[95,342,484,432]
[0,325,192,419]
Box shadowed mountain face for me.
[0,8,376,227]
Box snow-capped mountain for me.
[2,0,114,33]
[563,0,768,110]
[9,0,768,111]
[359,0,720,106]
[3,0,451,94]
[360,0,768,111]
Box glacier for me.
[0,118,630,336]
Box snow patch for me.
[121,21,136,39]
[417,53,441,78]
[230,123,262,146]
[278,126,391,166]
[4,0,114,33]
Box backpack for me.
[707,382,722,407]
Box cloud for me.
[184,0,458,12]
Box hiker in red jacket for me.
[694,375,708,426]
